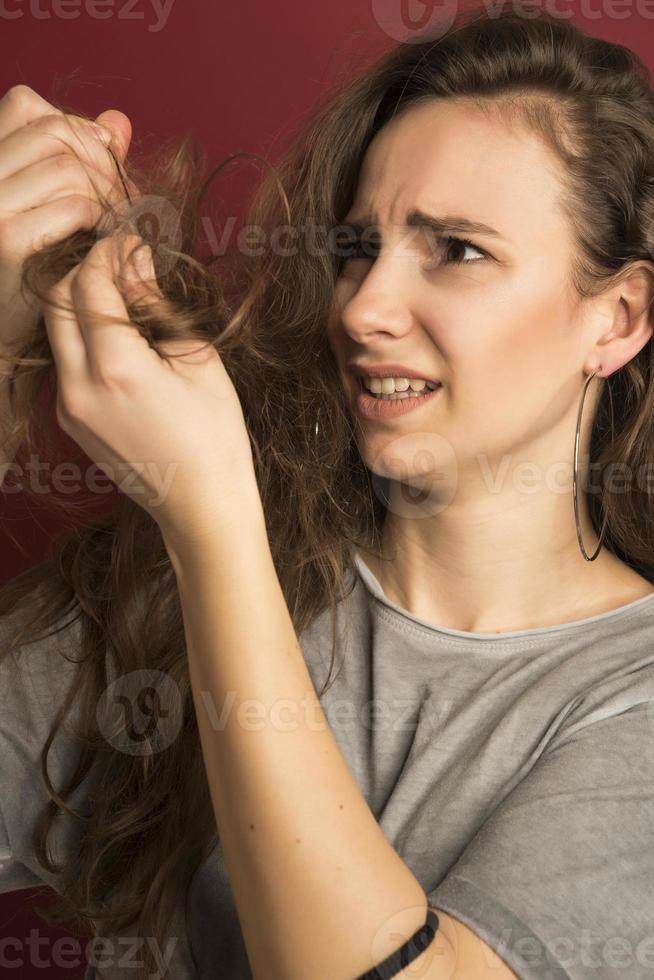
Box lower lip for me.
[355,381,442,420]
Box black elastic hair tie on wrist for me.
[356,907,439,980]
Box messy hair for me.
[2,5,654,978]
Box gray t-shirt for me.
[2,552,654,980]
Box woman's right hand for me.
[0,84,137,354]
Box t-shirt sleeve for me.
[427,693,654,980]
[0,600,93,896]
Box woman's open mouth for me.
[354,376,443,421]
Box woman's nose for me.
[338,258,418,344]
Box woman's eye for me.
[336,232,488,276]
[434,235,488,266]
[335,232,380,276]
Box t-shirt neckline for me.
[353,551,654,642]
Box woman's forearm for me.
[163,477,454,980]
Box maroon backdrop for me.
[1,2,652,977]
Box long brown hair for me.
[2,6,654,977]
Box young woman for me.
[1,6,654,979]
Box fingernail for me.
[91,123,112,145]
[132,245,154,281]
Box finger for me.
[112,245,218,367]
[0,113,115,187]
[91,109,142,224]
[117,250,218,369]
[0,150,124,217]
[93,110,132,161]
[119,240,161,303]
[111,244,213,363]
[70,232,158,371]
[42,262,89,383]
[0,84,61,143]
[0,193,104,268]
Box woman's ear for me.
[591,263,654,377]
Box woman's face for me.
[326,98,596,501]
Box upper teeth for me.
[363,377,438,394]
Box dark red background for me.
[1,2,652,977]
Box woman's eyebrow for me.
[342,208,506,241]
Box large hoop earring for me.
[573,369,612,561]
[317,371,613,562]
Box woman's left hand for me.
[43,229,258,545]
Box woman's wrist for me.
[160,469,266,574]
